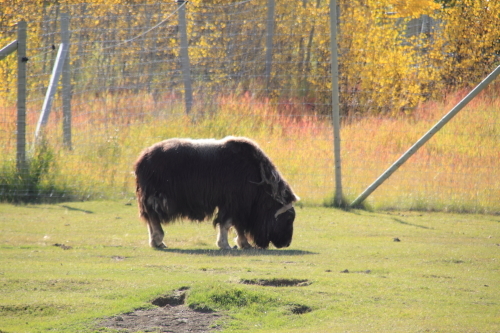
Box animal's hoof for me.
[216,240,232,250]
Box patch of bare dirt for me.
[240,278,311,287]
[98,288,223,333]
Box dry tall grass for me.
[1,88,499,213]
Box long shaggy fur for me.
[134,136,299,249]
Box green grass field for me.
[1,201,499,332]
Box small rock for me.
[393,238,401,242]
[340,269,349,273]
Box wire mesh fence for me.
[0,0,499,213]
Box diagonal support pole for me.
[350,65,500,208]
[34,42,69,144]
[0,40,18,60]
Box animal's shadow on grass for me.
[390,217,432,229]
[60,205,94,214]
[20,204,94,214]
[158,248,316,256]
[362,212,432,230]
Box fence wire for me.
[0,0,499,213]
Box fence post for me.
[329,0,343,206]
[350,64,500,208]
[61,12,72,150]
[17,21,27,172]
[35,42,69,144]
[177,0,193,115]
[265,0,275,90]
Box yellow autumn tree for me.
[438,0,500,87]
[0,0,181,104]
[1,0,499,115]
[336,0,444,115]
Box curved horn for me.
[262,163,280,199]
[275,202,294,218]
[250,163,283,202]
[249,162,269,186]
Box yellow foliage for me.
[439,0,500,87]
[388,0,441,18]
[0,0,498,115]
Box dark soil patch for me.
[240,278,311,287]
[98,288,223,333]
[53,243,72,250]
[286,303,313,315]
[151,287,189,307]
[340,269,371,274]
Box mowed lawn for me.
[0,201,499,332]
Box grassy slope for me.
[0,201,499,332]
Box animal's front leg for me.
[216,219,232,250]
[234,227,253,249]
[147,217,166,249]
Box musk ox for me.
[134,136,299,250]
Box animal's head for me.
[269,203,296,248]
[242,150,300,248]
[252,162,300,249]
[251,200,297,249]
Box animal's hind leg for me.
[146,215,166,248]
[234,227,253,249]
[216,219,232,250]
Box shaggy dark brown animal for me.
[134,136,299,249]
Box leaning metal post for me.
[350,65,500,208]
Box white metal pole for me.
[350,64,500,208]
[35,42,69,143]
[0,40,18,60]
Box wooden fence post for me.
[177,0,193,115]
[17,21,27,172]
[61,12,72,150]
[265,0,275,91]
[329,0,344,206]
